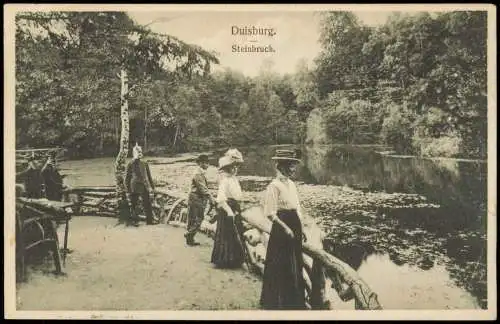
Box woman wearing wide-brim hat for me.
[210,150,246,269]
[260,149,307,310]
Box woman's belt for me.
[277,208,297,212]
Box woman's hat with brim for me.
[218,155,236,170]
[218,148,244,170]
[271,149,302,162]
[224,148,244,164]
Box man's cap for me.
[196,154,210,164]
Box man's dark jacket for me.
[125,159,155,193]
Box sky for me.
[128,11,396,77]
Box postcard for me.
[4,3,497,321]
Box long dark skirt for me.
[260,209,306,310]
[211,199,245,269]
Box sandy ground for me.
[16,216,263,310]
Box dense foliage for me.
[315,11,487,158]
[15,12,218,158]
[15,11,487,159]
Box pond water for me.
[213,144,488,309]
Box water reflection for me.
[303,145,486,219]
[356,254,479,309]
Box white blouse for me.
[262,172,303,221]
[216,173,243,203]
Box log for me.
[95,211,118,217]
[64,186,116,193]
[18,198,73,217]
[254,244,266,263]
[80,200,106,207]
[155,188,186,199]
[243,228,261,246]
[303,268,312,297]
[302,244,382,310]
[80,192,116,198]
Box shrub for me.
[380,102,416,153]
[413,132,462,158]
[184,137,215,152]
[324,97,381,144]
[411,107,463,158]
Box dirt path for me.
[16,216,263,310]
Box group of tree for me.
[314,11,487,159]
[15,12,310,158]
[15,10,487,159]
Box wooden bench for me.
[16,198,75,281]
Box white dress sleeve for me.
[231,177,243,201]
[288,181,302,220]
[216,177,228,203]
[262,182,279,220]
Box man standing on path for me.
[125,144,156,227]
[184,154,216,246]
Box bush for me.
[412,133,462,158]
[411,107,463,158]
[144,146,172,157]
[324,97,380,144]
[380,102,416,153]
[184,137,215,152]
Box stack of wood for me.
[63,186,117,216]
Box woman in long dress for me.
[260,149,307,310]
[211,153,246,269]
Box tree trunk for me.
[115,69,131,222]
[144,105,148,152]
[99,132,104,156]
[115,115,120,146]
[173,124,180,151]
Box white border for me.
[4,3,497,320]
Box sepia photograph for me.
[4,4,497,320]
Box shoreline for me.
[17,142,487,164]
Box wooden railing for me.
[16,148,67,166]
[59,186,383,310]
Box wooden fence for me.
[16,148,67,169]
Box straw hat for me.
[224,148,244,164]
[218,155,235,170]
[271,149,301,162]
